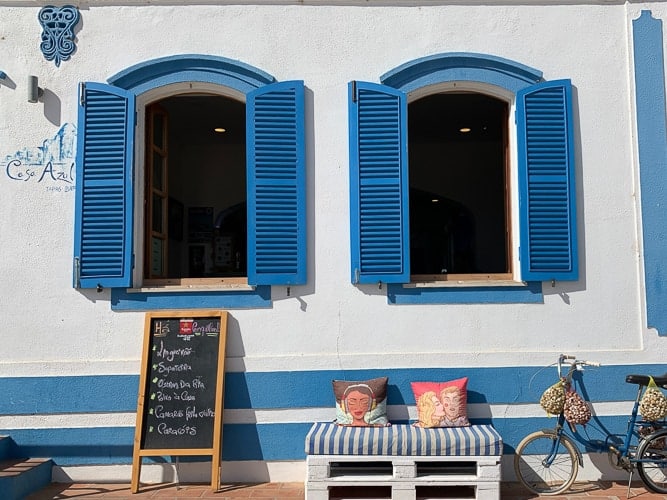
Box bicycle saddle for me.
[626,373,667,388]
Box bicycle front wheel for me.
[637,429,667,494]
[514,430,579,495]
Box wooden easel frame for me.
[131,309,228,493]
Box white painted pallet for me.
[305,454,501,500]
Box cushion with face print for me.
[332,377,389,426]
[411,378,470,428]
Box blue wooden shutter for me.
[517,79,578,281]
[73,82,135,289]
[349,81,410,284]
[246,80,306,285]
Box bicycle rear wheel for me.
[514,430,579,495]
[637,429,667,494]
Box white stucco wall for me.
[1,2,662,378]
[4,0,667,486]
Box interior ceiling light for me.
[459,127,471,133]
[214,127,226,133]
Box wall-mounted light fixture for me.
[28,75,44,103]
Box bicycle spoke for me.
[514,431,578,495]
[638,430,667,494]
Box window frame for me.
[73,55,307,310]
[349,53,578,303]
[406,86,514,282]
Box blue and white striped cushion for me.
[305,423,502,456]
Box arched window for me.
[73,56,306,309]
[348,53,578,301]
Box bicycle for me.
[514,354,667,496]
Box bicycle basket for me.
[640,377,667,421]
[540,380,566,415]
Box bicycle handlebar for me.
[558,354,602,374]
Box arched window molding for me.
[380,52,543,95]
[107,54,276,95]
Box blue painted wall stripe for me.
[633,10,667,336]
[0,415,643,464]
[1,365,665,415]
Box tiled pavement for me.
[22,481,667,499]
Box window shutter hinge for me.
[352,81,357,103]
[353,268,360,284]
[79,82,85,106]
[73,256,81,288]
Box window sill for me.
[110,285,271,311]
[387,281,543,304]
[128,283,256,293]
[406,280,526,288]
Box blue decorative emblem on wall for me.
[38,5,80,67]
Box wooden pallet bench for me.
[304,423,502,500]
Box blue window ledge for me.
[387,281,543,304]
[111,286,272,310]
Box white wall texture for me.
[0,2,661,375]
[1,0,667,484]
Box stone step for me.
[0,458,53,500]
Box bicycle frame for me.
[542,356,663,469]
[516,355,667,496]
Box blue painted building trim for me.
[387,282,543,304]
[1,366,665,463]
[110,285,272,311]
[107,54,276,95]
[1,364,663,415]
[0,415,650,463]
[633,11,667,336]
[380,52,543,94]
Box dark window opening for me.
[408,92,509,277]
[144,95,247,282]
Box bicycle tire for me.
[637,428,667,494]
[514,430,579,495]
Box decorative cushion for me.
[305,422,502,456]
[411,378,470,428]
[332,377,389,426]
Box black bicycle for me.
[514,354,667,495]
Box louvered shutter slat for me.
[518,79,578,281]
[349,81,410,284]
[247,81,306,285]
[73,83,135,288]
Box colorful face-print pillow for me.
[411,377,470,428]
[332,376,389,427]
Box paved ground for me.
[22,481,667,499]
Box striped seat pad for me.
[305,423,502,456]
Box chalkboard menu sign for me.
[131,310,228,493]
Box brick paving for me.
[22,481,667,499]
